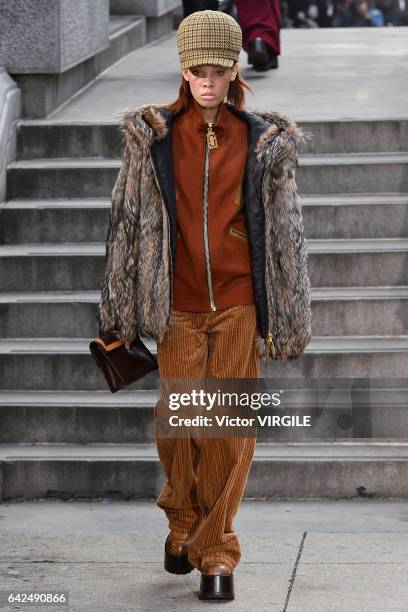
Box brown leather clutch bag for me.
[89,331,158,393]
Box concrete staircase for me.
[0,117,407,501]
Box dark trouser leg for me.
[236,0,282,55]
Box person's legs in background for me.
[236,0,281,69]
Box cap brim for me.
[182,57,236,70]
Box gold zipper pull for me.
[258,331,277,360]
[264,331,273,353]
[267,331,278,358]
[206,122,218,149]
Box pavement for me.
[46,27,408,123]
[1,499,408,611]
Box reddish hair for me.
[163,64,254,114]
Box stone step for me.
[6,153,408,198]
[301,193,408,239]
[1,441,408,500]
[15,119,408,159]
[299,119,408,155]
[110,0,181,19]
[17,124,121,161]
[6,159,121,199]
[1,287,408,337]
[300,152,408,195]
[0,199,110,244]
[2,194,408,243]
[0,385,407,444]
[312,286,408,336]
[0,239,407,290]
[310,239,408,287]
[0,337,407,389]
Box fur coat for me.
[98,100,312,360]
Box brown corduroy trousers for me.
[154,304,259,572]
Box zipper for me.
[228,226,248,241]
[264,330,276,358]
[203,122,218,311]
[150,157,174,320]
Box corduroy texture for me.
[154,304,259,572]
[176,10,242,70]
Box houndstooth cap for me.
[176,10,242,70]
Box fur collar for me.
[117,101,311,163]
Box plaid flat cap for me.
[176,10,242,70]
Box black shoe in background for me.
[247,36,279,71]
[218,0,237,17]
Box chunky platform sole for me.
[198,573,235,600]
[164,535,194,575]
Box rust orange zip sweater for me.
[172,98,255,311]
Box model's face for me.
[182,64,238,108]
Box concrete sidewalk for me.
[46,27,408,123]
[1,499,408,611]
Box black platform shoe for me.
[164,533,194,575]
[198,564,235,600]
[247,37,279,71]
